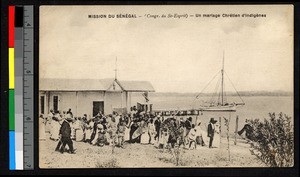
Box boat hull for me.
[199,105,236,112]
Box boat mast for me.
[221,51,224,106]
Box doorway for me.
[93,101,104,116]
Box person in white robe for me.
[50,112,61,141]
[85,119,94,143]
[91,126,99,145]
[46,110,54,134]
[195,121,206,147]
[140,120,149,144]
[74,118,84,142]
[188,125,197,150]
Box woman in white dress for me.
[214,123,221,148]
[74,118,84,142]
[124,116,131,142]
[39,114,46,140]
[85,119,94,143]
[140,120,150,144]
[198,123,208,146]
[50,112,61,141]
[91,127,99,145]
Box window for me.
[53,96,58,112]
[40,96,45,114]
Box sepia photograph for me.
[38,5,294,168]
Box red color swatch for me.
[9,6,15,48]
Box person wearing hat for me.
[57,115,76,154]
[238,119,254,140]
[207,118,217,148]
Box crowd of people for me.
[39,106,221,154]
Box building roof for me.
[119,80,155,92]
[39,78,155,92]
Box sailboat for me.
[196,52,245,112]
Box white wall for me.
[104,91,126,114]
[48,92,77,114]
[40,91,130,117]
[77,91,104,118]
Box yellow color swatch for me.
[9,48,15,89]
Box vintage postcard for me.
[39,5,294,168]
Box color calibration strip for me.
[9,5,34,170]
[9,5,16,170]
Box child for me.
[148,119,156,145]
[160,128,169,152]
[107,116,117,146]
[117,120,126,148]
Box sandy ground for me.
[39,135,265,168]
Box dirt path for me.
[39,137,265,168]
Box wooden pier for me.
[152,109,201,116]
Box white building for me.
[39,78,155,118]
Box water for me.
[131,95,294,135]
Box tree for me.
[249,113,294,167]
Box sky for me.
[40,5,293,93]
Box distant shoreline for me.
[143,91,293,97]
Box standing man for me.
[58,116,76,154]
[154,115,161,141]
[207,118,217,148]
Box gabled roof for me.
[39,78,155,92]
[119,80,155,92]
